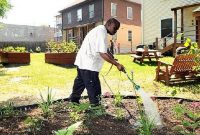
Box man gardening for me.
[69,18,125,105]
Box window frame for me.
[111,3,117,17]
[89,4,94,19]
[161,18,173,38]
[67,12,71,24]
[77,8,82,22]
[128,30,132,41]
[127,7,133,20]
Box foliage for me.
[0,0,11,18]
[138,110,155,135]
[54,121,82,135]
[113,91,123,107]
[47,40,77,53]
[115,108,124,120]
[173,104,200,135]
[177,33,200,71]
[0,102,17,117]
[3,46,27,52]
[125,71,155,134]
[24,116,43,134]
[39,88,54,118]
[68,103,90,121]
[68,103,106,121]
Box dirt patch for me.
[0,98,199,135]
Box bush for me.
[2,46,27,53]
[47,40,78,53]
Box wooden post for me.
[163,38,166,48]
[155,37,158,49]
[181,8,184,43]
[173,10,177,57]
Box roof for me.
[60,0,141,13]
[193,6,200,12]
[171,2,200,11]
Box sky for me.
[0,0,84,27]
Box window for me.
[161,18,172,38]
[128,30,132,41]
[111,3,117,17]
[77,9,82,21]
[127,7,133,20]
[89,4,94,18]
[67,12,71,24]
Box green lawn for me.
[0,53,199,105]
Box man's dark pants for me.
[70,68,101,105]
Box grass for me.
[0,53,199,106]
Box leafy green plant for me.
[0,102,16,117]
[47,40,77,53]
[125,71,156,135]
[115,108,124,120]
[68,102,106,121]
[54,121,82,135]
[113,91,123,107]
[138,110,155,135]
[24,116,43,134]
[38,88,54,118]
[177,33,200,71]
[3,46,27,52]
[173,104,200,135]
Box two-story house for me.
[142,0,200,55]
[60,0,141,53]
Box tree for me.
[0,0,11,18]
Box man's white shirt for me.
[74,25,108,72]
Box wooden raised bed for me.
[2,52,30,64]
[45,53,76,65]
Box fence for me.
[0,41,47,52]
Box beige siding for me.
[143,0,200,45]
[107,23,141,52]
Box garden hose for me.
[122,70,140,91]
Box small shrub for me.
[47,40,78,53]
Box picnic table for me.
[131,49,163,64]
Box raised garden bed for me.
[0,96,199,135]
[6,52,30,64]
[0,47,30,64]
[45,53,76,65]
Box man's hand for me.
[100,52,125,73]
[116,63,125,72]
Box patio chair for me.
[155,54,200,85]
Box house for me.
[60,0,141,53]
[0,23,54,52]
[0,23,54,42]
[142,0,200,55]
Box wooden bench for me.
[155,54,200,85]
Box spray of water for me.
[137,88,162,126]
[124,71,162,126]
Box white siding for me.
[143,0,200,45]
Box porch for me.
[155,3,200,56]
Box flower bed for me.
[45,41,77,65]
[0,47,30,64]
[0,97,199,135]
[45,53,76,65]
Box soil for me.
[0,97,199,135]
